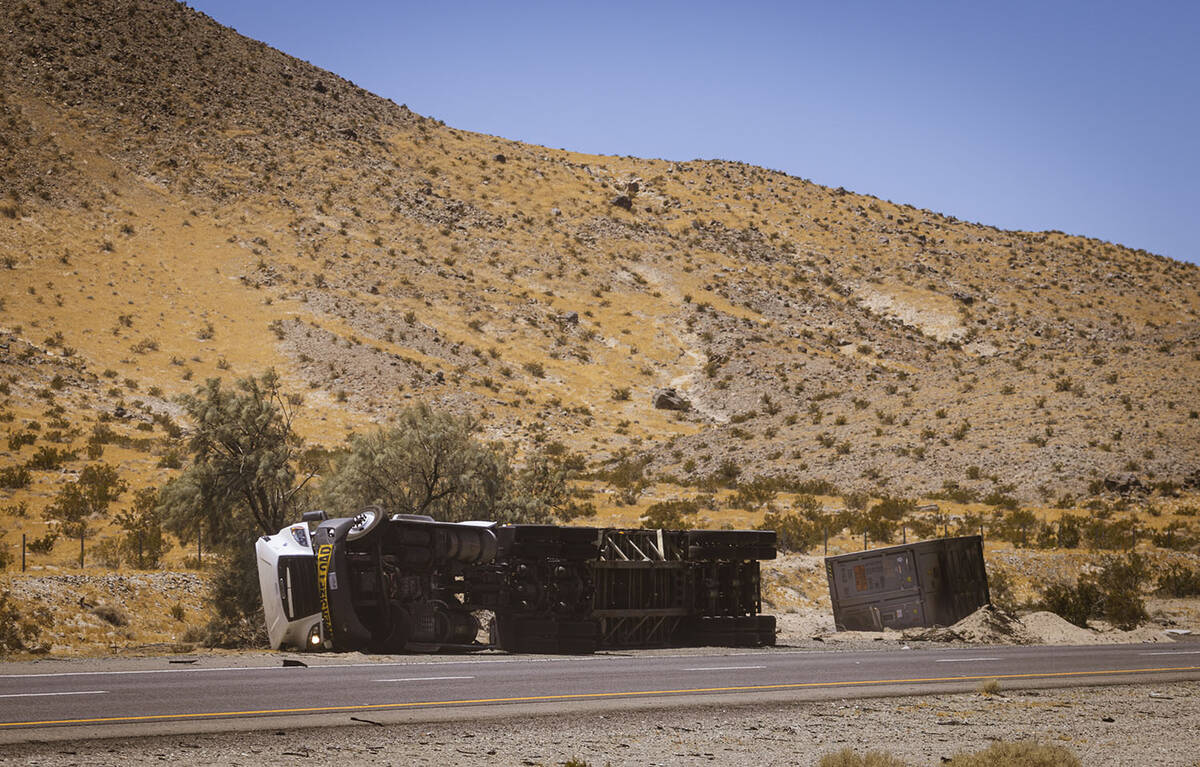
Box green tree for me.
[321,404,508,522]
[503,446,594,523]
[159,371,315,646]
[42,463,127,538]
[160,370,313,544]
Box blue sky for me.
[189,1,1198,264]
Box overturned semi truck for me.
[256,507,777,653]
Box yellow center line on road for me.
[4,665,1198,729]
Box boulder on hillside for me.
[1103,472,1144,494]
[610,194,632,210]
[652,387,690,411]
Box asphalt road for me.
[1,643,1198,742]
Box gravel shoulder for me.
[1,682,1197,766]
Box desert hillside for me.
[2,0,1200,564]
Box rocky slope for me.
[1,0,1199,547]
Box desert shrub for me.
[7,431,36,450]
[930,481,979,504]
[1039,580,1100,628]
[1055,514,1083,548]
[26,445,77,470]
[977,678,1001,696]
[990,508,1038,547]
[944,740,1080,767]
[1093,553,1150,629]
[93,537,124,569]
[846,497,913,545]
[0,465,31,489]
[758,507,823,553]
[1083,516,1136,550]
[836,492,866,513]
[817,749,909,767]
[0,539,11,570]
[521,361,545,378]
[42,463,127,537]
[987,566,1019,613]
[1040,553,1149,629]
[114,487,171,569]
[906,515,939,539]
[92,603,129,627]
[594,454,651,505]
[982,490,1019,510]
[781,477,838,496]
[1151,521,1197,551]
[0,590,51,655]
[1156,564,1200,597]
[26,531,58,554]
[731,477,779,510]
[170,602,186,622]
[641,499,698,530]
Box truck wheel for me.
[376,604,411,653]
[347,505,384,541]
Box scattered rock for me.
[493,153,506,164]
[1103,473,1144,494]
[558,311,579,326]
[652,387,691,411]
[610,194,632,210]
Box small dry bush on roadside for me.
[0,590,51,655]
[818,750,909,767]
[1156,563,1200,597]
[92,603,129,627]
[944,741,1080,767]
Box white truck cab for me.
[256,522,325,650]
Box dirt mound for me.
[900,605,1175,646]
[902,605,1036,644]
[1022,611,1173,645]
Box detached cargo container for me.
[824,535,989,631]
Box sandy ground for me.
[1,682,1197,766]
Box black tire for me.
[346,505,384,541]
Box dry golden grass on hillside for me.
[2,0,1200,648]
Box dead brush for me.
[977,678,1002,696]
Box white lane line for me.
[683,665,765,672]
[374,676,474,683]
[0,657,611,679]
[1140,650,1200,656]
[934,658,1001,663]
[0,690,107,699]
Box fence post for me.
[79,530,85,569]
[21,533,25,572]
[137,531,143,570]
[902,525,907,544]
[197,525,202,566]
[863,532,868,550]
[823,526,828,556]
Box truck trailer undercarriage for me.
[256,507,777,653]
